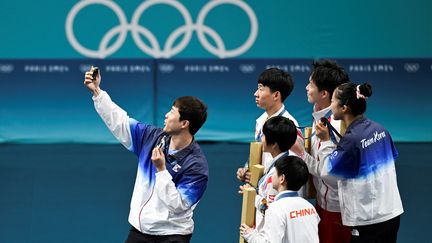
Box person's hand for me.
[315,120,330,141]
[83,66,101,96]
[151,147,166,172]
[290,140,305,158]
[238,184,252,194]
[236,167,251,183]
[240,224,254,237]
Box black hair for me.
[310,60,349,98]
[274,156,309,191]
[258,68,294,102]
[173,96,207,135]
[262,116,297,152]
[334,82,373,116]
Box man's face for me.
[163,106,184,134]
[306,76,321,104]
[254,84,276,110]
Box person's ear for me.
[341,105,349,113]
[279,173,286,185]
[181,120,189,129]
[273,91,281,101]
[321,90,330,100]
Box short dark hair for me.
[173,96,207,135]
[274,156,309,191]
[311,60,349,99]
[258,68,294,102]
[262,116,297,152]
[334,82,373,116]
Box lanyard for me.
[326,120,342,144]
[302,109,341,144]
[318,110,342,144]
[275,191,299,201]
[297,110,332,138]
[257,152,288,188]
[255,109,286,142]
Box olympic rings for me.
[66,0,258,58]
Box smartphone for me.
[92,67,99,80]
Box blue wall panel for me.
[1,58,431,143]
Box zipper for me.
[138,184,155,232]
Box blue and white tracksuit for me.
[303,117,403,226]
[93,90,208,235]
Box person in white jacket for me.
[245,116,298,231]
[236,68,304,228]
[305,60,351,243]
[240,155,320,243]
[83,67,209,243]
[236,68,302,183]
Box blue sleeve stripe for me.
[178,179,207,206]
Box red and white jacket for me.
[310,106,343,212]
[254,152,287,229]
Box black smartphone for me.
[92,67,99,80]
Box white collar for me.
[275,190,298,200]
[272,151,287,161]
[312,105,331,122]
[264,152,287,174]
[257,104,286,123]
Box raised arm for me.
[84,68,132,150]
